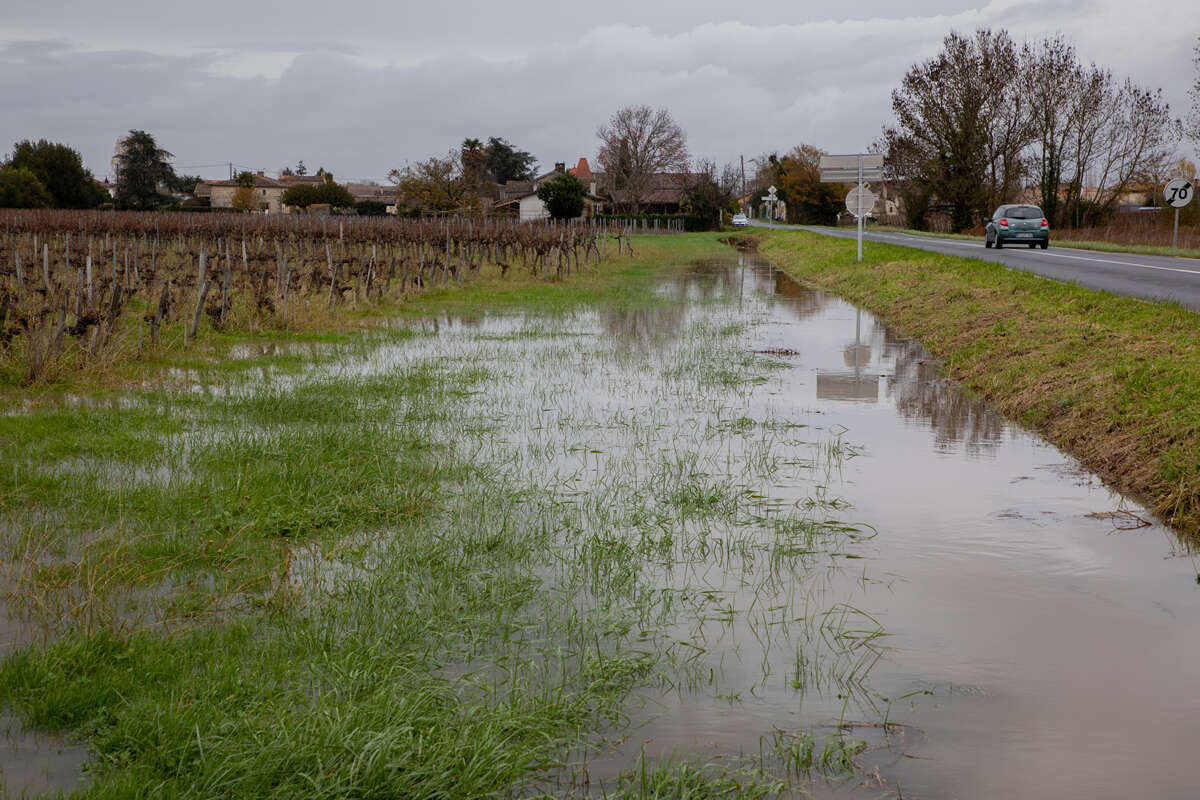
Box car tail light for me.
[999,218,1009,227]
[1040,218,1048,227]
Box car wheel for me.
[994,238,1003,249]
[1028,243,1036,249]
[1040,241,1049,250]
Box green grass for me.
[1,233,881,798]
[747,228,1200,539]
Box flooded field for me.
[2,248,1197,798]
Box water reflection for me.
[886,336,1005,452]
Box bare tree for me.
[597,105,689,213]
[388,151,482,214]
[1071,80,1179,225]
[1188,36,1200,146]
[977,31,1033,214]
[884,31,999,231]
[683,158,742,228]
[1026,36,1180,227]
[1023,35,1085,227]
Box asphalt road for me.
[750,221,1200,310]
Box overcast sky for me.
[2,0,1196,183]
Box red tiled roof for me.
[568,158,593,179]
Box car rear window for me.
[1008,206,1043,219]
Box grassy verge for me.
[4,234,871,798]
[868,225,1200,259]
[740,228,1200,540]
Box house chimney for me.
[554,162,565,173]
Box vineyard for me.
[0,210,626,384]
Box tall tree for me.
[7,139,106,208]
[1024,35,1082,228]
[1188,36,1200,146]
[388,151,480,213]
[461,138,491,194]
[883,31,999,231]
[0,166,52,208]
[1025,38,1179,227]
[976,31,1033,215]
[683,159,741,229]
[113,130,176,210]
[778,145,843,225]
[484,137,537,183]
[596,105,689,213]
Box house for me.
[605,173,690,215]
[206,173,286,213]
[494,158,607,221]
[343,182,397,204]
[493,180,535,218]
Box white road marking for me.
[876,233,1200,277]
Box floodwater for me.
[0,711,90,798]
[641,257,1200,799]
[387,254,1200,798]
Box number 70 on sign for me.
[1165,178,1194,208]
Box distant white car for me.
[731,213,749,227]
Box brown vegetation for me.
[1,210,605,385]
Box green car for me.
[985,204,1049,249]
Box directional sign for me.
[1165,178,1194,208]
[845,185,877,217]
[820,153,884,183]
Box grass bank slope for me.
[745,228,1200,540]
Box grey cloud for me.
[1,1,1195,181]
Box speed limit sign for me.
[1164,178,1194,208]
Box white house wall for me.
[519,195,548,222]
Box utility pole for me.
[229,162,233,180]
[740,155,746,197]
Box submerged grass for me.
[746,228,1200,540]
[1,234,885,798]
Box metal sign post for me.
[1164,178,1194,249]
[821,154,883,263]
[857,157,863,262]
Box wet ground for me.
[4,251,1198,798]
[399,254,1200,798]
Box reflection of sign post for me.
[820,153,884,263]
[1164,178,1194,250]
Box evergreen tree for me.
[535,173,585,220]
[113,130,176,210]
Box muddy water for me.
[400,254,1200,799]
[657,257,1200,798]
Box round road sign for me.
[845,185,876,217]
[1164,178,1194,208]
